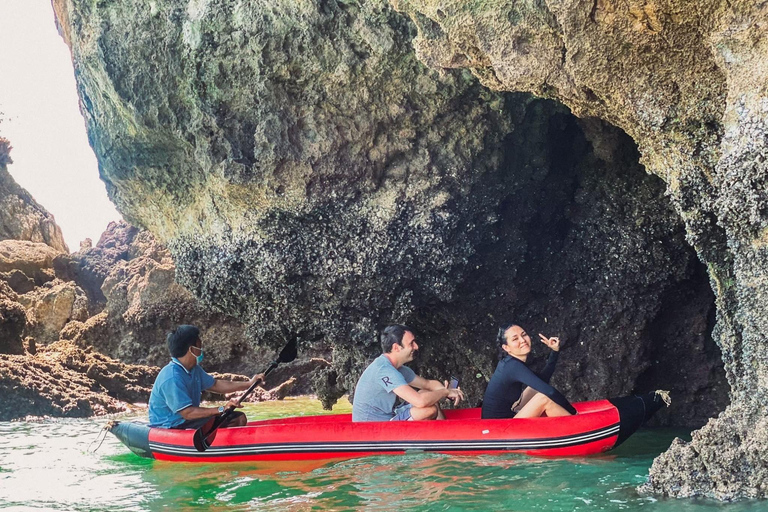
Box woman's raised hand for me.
[539,333,561,352]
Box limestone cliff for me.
[51,0,766,500]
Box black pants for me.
[171,411,246,430]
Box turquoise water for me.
[0,398,760,511]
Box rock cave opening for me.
[410,95,728,428]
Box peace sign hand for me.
[539,333,561,352]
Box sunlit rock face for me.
[394,0,768,500]
[51,0,766,498]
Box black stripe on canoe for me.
[147,423,620,458]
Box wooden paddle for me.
[193,337,298,452]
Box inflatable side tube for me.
[110,421,154,459]
[608,392,666,448]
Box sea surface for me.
[0,397,760,511]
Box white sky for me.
[0,0,122,252]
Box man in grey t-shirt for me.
[352,325,464,422]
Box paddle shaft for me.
[209,360,279,430]
[193,337,297,451]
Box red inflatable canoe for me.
[109,392,666,463]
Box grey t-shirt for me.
[352,354,417,422]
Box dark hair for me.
[381,324,412,353]
[167,325,200,358]
[497,323,520,356]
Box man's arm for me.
[408,375,445,391]
[393,384,451,408]
[406,375,464,407]
[161,377,224,421]
[178,402,234,420]
[208,373,265,395]
[179,373,266,419]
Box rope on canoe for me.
[654,390,672,407]
[87,420,116,454]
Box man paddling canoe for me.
[352,324,465,422]
[148,324,264,429]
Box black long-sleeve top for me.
[481,350,576,419]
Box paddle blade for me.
[277,338,298,364]
[192,417,217,452]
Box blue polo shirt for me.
[148,358,216,428]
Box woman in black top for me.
[481,323,577,419]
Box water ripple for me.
[0,399,761,512]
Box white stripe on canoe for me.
[148,424,620,456]
[149,425,620,456]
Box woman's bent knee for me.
[529,392,551,405]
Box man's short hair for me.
[381,324,412,353]
[167,325,200,358]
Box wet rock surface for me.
[640,406,768,500]
[51,0,767,500]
